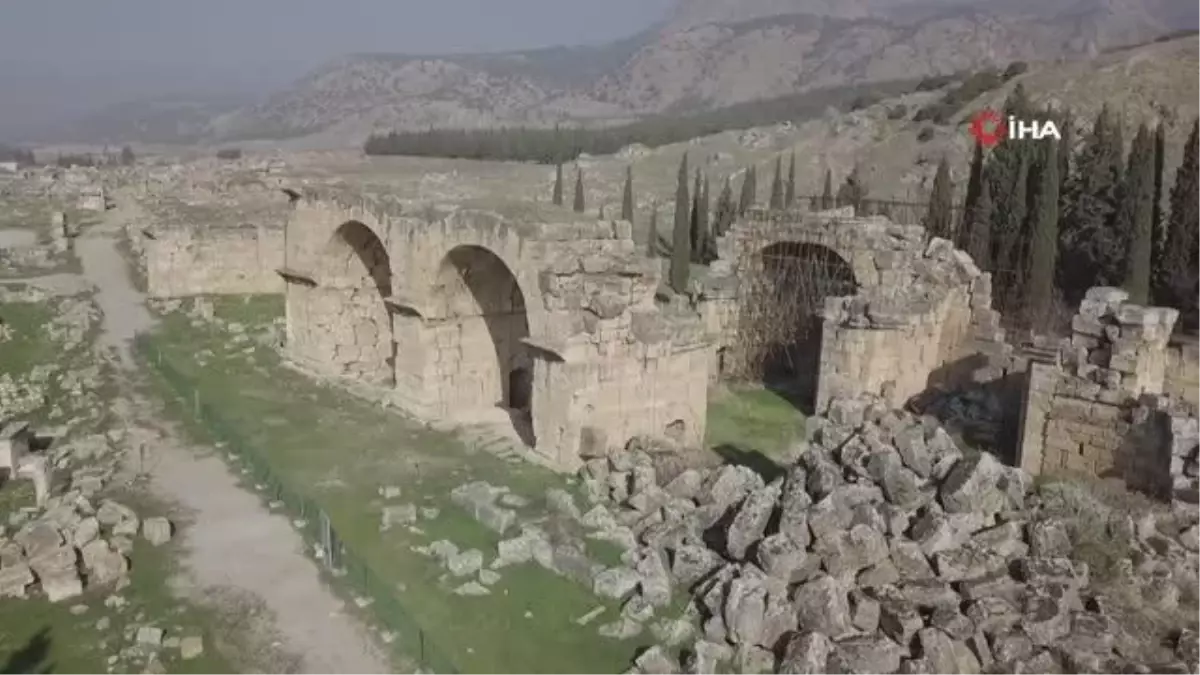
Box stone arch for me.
[306,220,396,386]
[429,244,535,445]
[735,240,859,411]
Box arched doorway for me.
[432,245,534,445]
[310,221,395,387]
[733,241,858,412]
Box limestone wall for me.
[815,281,982,410]
[282,189,712,472]
[1165,336,1200,407]
[701,209,1006,413]
[1015,287,1191,502]
[145,225,284,298]
[533,309,712,470]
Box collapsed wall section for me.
[1022,285,1180,480]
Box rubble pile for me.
[0,486,173,603]
[568,395,1199,674]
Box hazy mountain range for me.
[24,0,1200,145]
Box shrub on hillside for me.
[1003,61,1029,79]
[216,148,243,160]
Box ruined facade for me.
[700,207,1005,412]
[1015,287,1198,501]
[280,187,711,470]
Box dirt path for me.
[75,201,390,674]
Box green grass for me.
[206,295,284,325]
[0,301,58,374]
[142,302,667,674]
[705,384,806,460]
[0,484,232,674]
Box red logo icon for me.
[969,109,1007,148]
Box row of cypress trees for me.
[551,153,880,295]
[923,83,1198,331]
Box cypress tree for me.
[770,156,784,210]
[1059,105,1127,301]
[690,169,703,261]
[926,156,955,240]
[552,162,564,206]
[670,154,691,292]
[647,203,659,257]
[699,174,713,263]
[1058,109,1074,198]
[998,154,1030,305]
[821,169,834,210]
[984,89,1039,300]
[621,165,634,222]
[738,166,756,215]
[1158,119,1199,329]
[836,165,867,211]
[1150,122,1167,294]
[966,178,994,268]
[573,167,585,213]
[785,151,797,207]
[714,176,735,237]
[959,139,984,248]
[1027,135,1061,325]
[1119,125,1157,304]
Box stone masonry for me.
[143,223,285,298]
[281,186,712,470]
[702,207,1006,411]
[1015,287,1197,502]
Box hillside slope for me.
[202,0,1194,143]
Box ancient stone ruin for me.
[279,187,711,469]
[139,186,1197,500]
[558,395,1199,674]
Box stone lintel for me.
[384,297,428,318]
[520,337,568,362]
[276,267,317,287]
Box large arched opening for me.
[431,245,534,445]
[730,241,858,412]
[313,220,395,387]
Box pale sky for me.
[0,0,674,138]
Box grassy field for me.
[0,485,232,674]
[140,294,808,673]
[706,384,806,464]
[142,297,658,673]
[0,301,59,373]
[0,294,233,674]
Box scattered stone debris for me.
[567,394,1200,674]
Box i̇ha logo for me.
[969,108,1061,148]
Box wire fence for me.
[133,332,458,675]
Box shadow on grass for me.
[2,628,52,675]
[712,443,785,482]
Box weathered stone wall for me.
[145,225,284,298]
[1165,336,1200,408]
[702,208,1004,411]
[1015,287,1190,500]
[282,187,712,471]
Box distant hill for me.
[41,94,248,145]
[45,0,1199,145]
